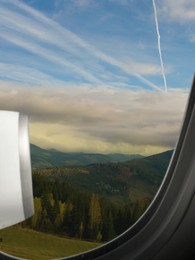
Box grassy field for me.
[0,226,101,260]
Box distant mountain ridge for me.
[30,144,144,169]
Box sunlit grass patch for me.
[0,226,101,260]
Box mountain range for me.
[30,144,144,169]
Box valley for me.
[0,144,173,259]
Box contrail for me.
[152,0,167,92]
[2,0,165,92]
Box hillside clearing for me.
[0,226,101,260]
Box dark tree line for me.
[22,173,150,242]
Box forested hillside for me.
[21,149,173,242]
[23,174,142,242]
[33,150,173,202]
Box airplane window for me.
[0,1,193,259]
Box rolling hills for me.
[30,144,144,169]
[32,146,173,203]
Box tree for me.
[32,197,42,229]
[89,193,102,240]
[79,221,84,239]
[63,202,74,236]
[131,197,150,223]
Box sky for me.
[0,0,194,155]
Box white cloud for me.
[160,0,195,22]
[0,81,189,155]
[125,62,171,75]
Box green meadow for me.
[0,226,101,260]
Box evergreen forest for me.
[21,173,150,242]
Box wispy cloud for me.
[108,0,132,6]
[0,63,65,86]
[71,0,95,8]
[0,0,165,91]
[190,34,195,42]
[160,0,195,22]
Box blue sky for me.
[0,0,194,155]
